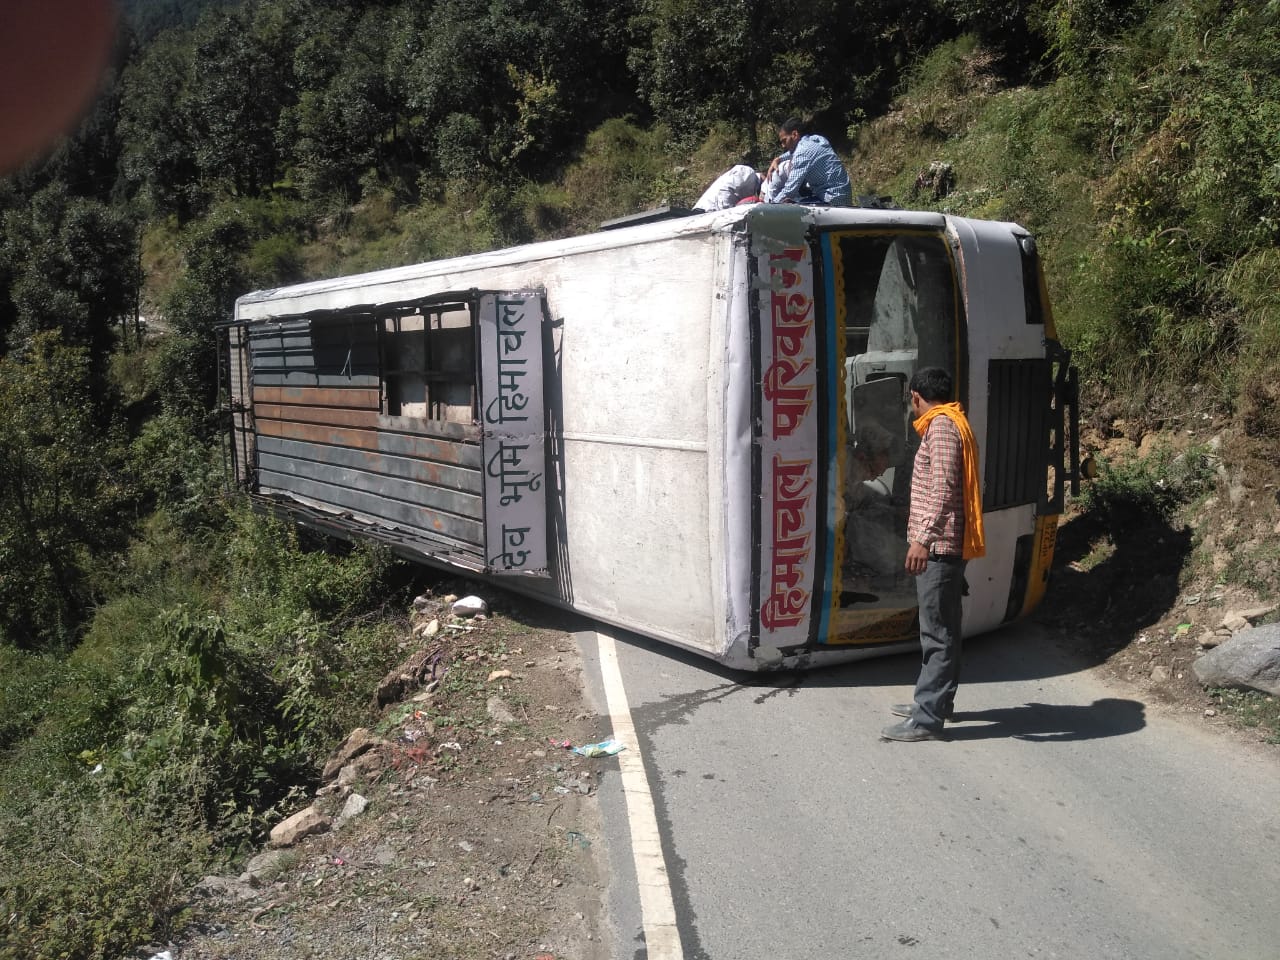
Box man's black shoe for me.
[880,718,944,742]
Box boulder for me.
[242,848,291,884]
[321,727,387,782]
[268,806,331,848]
[452,595,489,617]
[1193,623,1280,696]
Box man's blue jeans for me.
[910,555,966,731]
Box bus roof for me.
[234,205,956,320]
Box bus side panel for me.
[535,240,721,651]
[717,232,755,667]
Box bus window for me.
[832,231,959,375]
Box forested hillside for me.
[1,1,1278,956]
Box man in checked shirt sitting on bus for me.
[881,367,986,742]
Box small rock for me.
[1198,630,1222,649]
[412,594,433,611]
[244,848,291,883]
[415,618,440,638]
[1238,603,1278,622]
[1204,708,1217,717]
[458,840,475,853]
[269,806,331,848]
[336,748,386,786]
[442,593,459,604]
[322,728,385,782]
[1149,665,1172,683]
[1221,613,1250,632]
[452,595,489,617]
[193,875,258,901]
[487,669,513,682]
[487,696,516,724]
[335,793,369,827]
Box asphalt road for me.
[576,623,1280,960]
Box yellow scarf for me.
[913,402,986,560]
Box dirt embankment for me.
[1035,413,1280,736]
[158,589,613,960]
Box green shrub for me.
[0,790,210,960]
[224,507,393,624]
[1075,444,1215,532]
[128,411,228,532]
[561,119,677,230]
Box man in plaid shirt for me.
[882,367,985,742]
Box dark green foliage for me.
[1049,0,1280,396]
[930,0,1046,75]
[186,9,284,198]
[0,505,402,959]
[631,0,949,147]
[0,334,133,650]
[1039,0,1154,77]
[0,791,208,960]
[118,32,202,219]
[155,205,251,419]
[0,183,138,386]
[128,410,227,531]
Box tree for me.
[0,182,137,396]
[186,8,284,198]
[156,206,250,421]
[118,30,202,218]
[0,333,130,649]
[278,5,400,199]
[631,0,946,146]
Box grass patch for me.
[1208,689,1280,744]
[1220,538,1280,594]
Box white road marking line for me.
[596,630,686,960]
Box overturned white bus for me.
[219,204,1078,670]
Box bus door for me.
[749,226,964,659]
[818,228,964,647]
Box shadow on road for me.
[944,698,1146,742]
